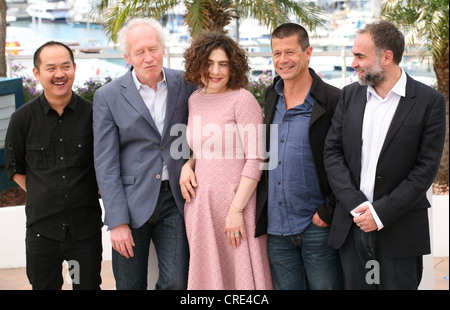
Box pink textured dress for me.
[184,88,273,290]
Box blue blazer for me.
[93,67,197,230]
[324,74,446,258]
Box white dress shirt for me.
[132,68,169,180]
[352,68,407,230]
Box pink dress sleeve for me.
[234,89,265,181]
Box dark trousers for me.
[26,226,102,290]
[112,185,189,290]
[339,225,423,290]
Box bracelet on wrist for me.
[230,203,243,213]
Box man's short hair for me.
[271,23,310,51]
[359,20,405,64]
[118,17,165,56]
[33,41,74,70]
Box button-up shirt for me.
[267,79,323,236]
[355,69,407,230]
[5,92,102,241]
[131,68,169,180]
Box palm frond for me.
[93,0,327,42]
[184,0,210,37]
[237,0,326,34]
[96,0,179,43]
[381,0,449,60]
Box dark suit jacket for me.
[255,68,341,237]
[324,74,446,258]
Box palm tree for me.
[381,0,449,187]
[92,0,326,42]
[0,0,7,77]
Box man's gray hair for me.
[118,17,166,56]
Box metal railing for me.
[5,43,435,88]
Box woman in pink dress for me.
[180,31,273,290]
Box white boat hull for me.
[26,1,70,21]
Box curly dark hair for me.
[183,31,250,90]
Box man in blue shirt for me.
[255,23,343,289]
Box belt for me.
[161,180,170,191]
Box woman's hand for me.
[224,205,246,248]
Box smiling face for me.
[201,48,230,94]
[271,34,312,82]
[124,24,165,88]
[33,44,76,103]
[351,33,386,87]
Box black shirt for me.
[5,92,102,241]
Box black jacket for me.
[324,74,446,257]
[255,68,340,237]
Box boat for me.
[6,15,17,25]
[65,0,95,24]
[26,0,70,22]
[5,26,45,55]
